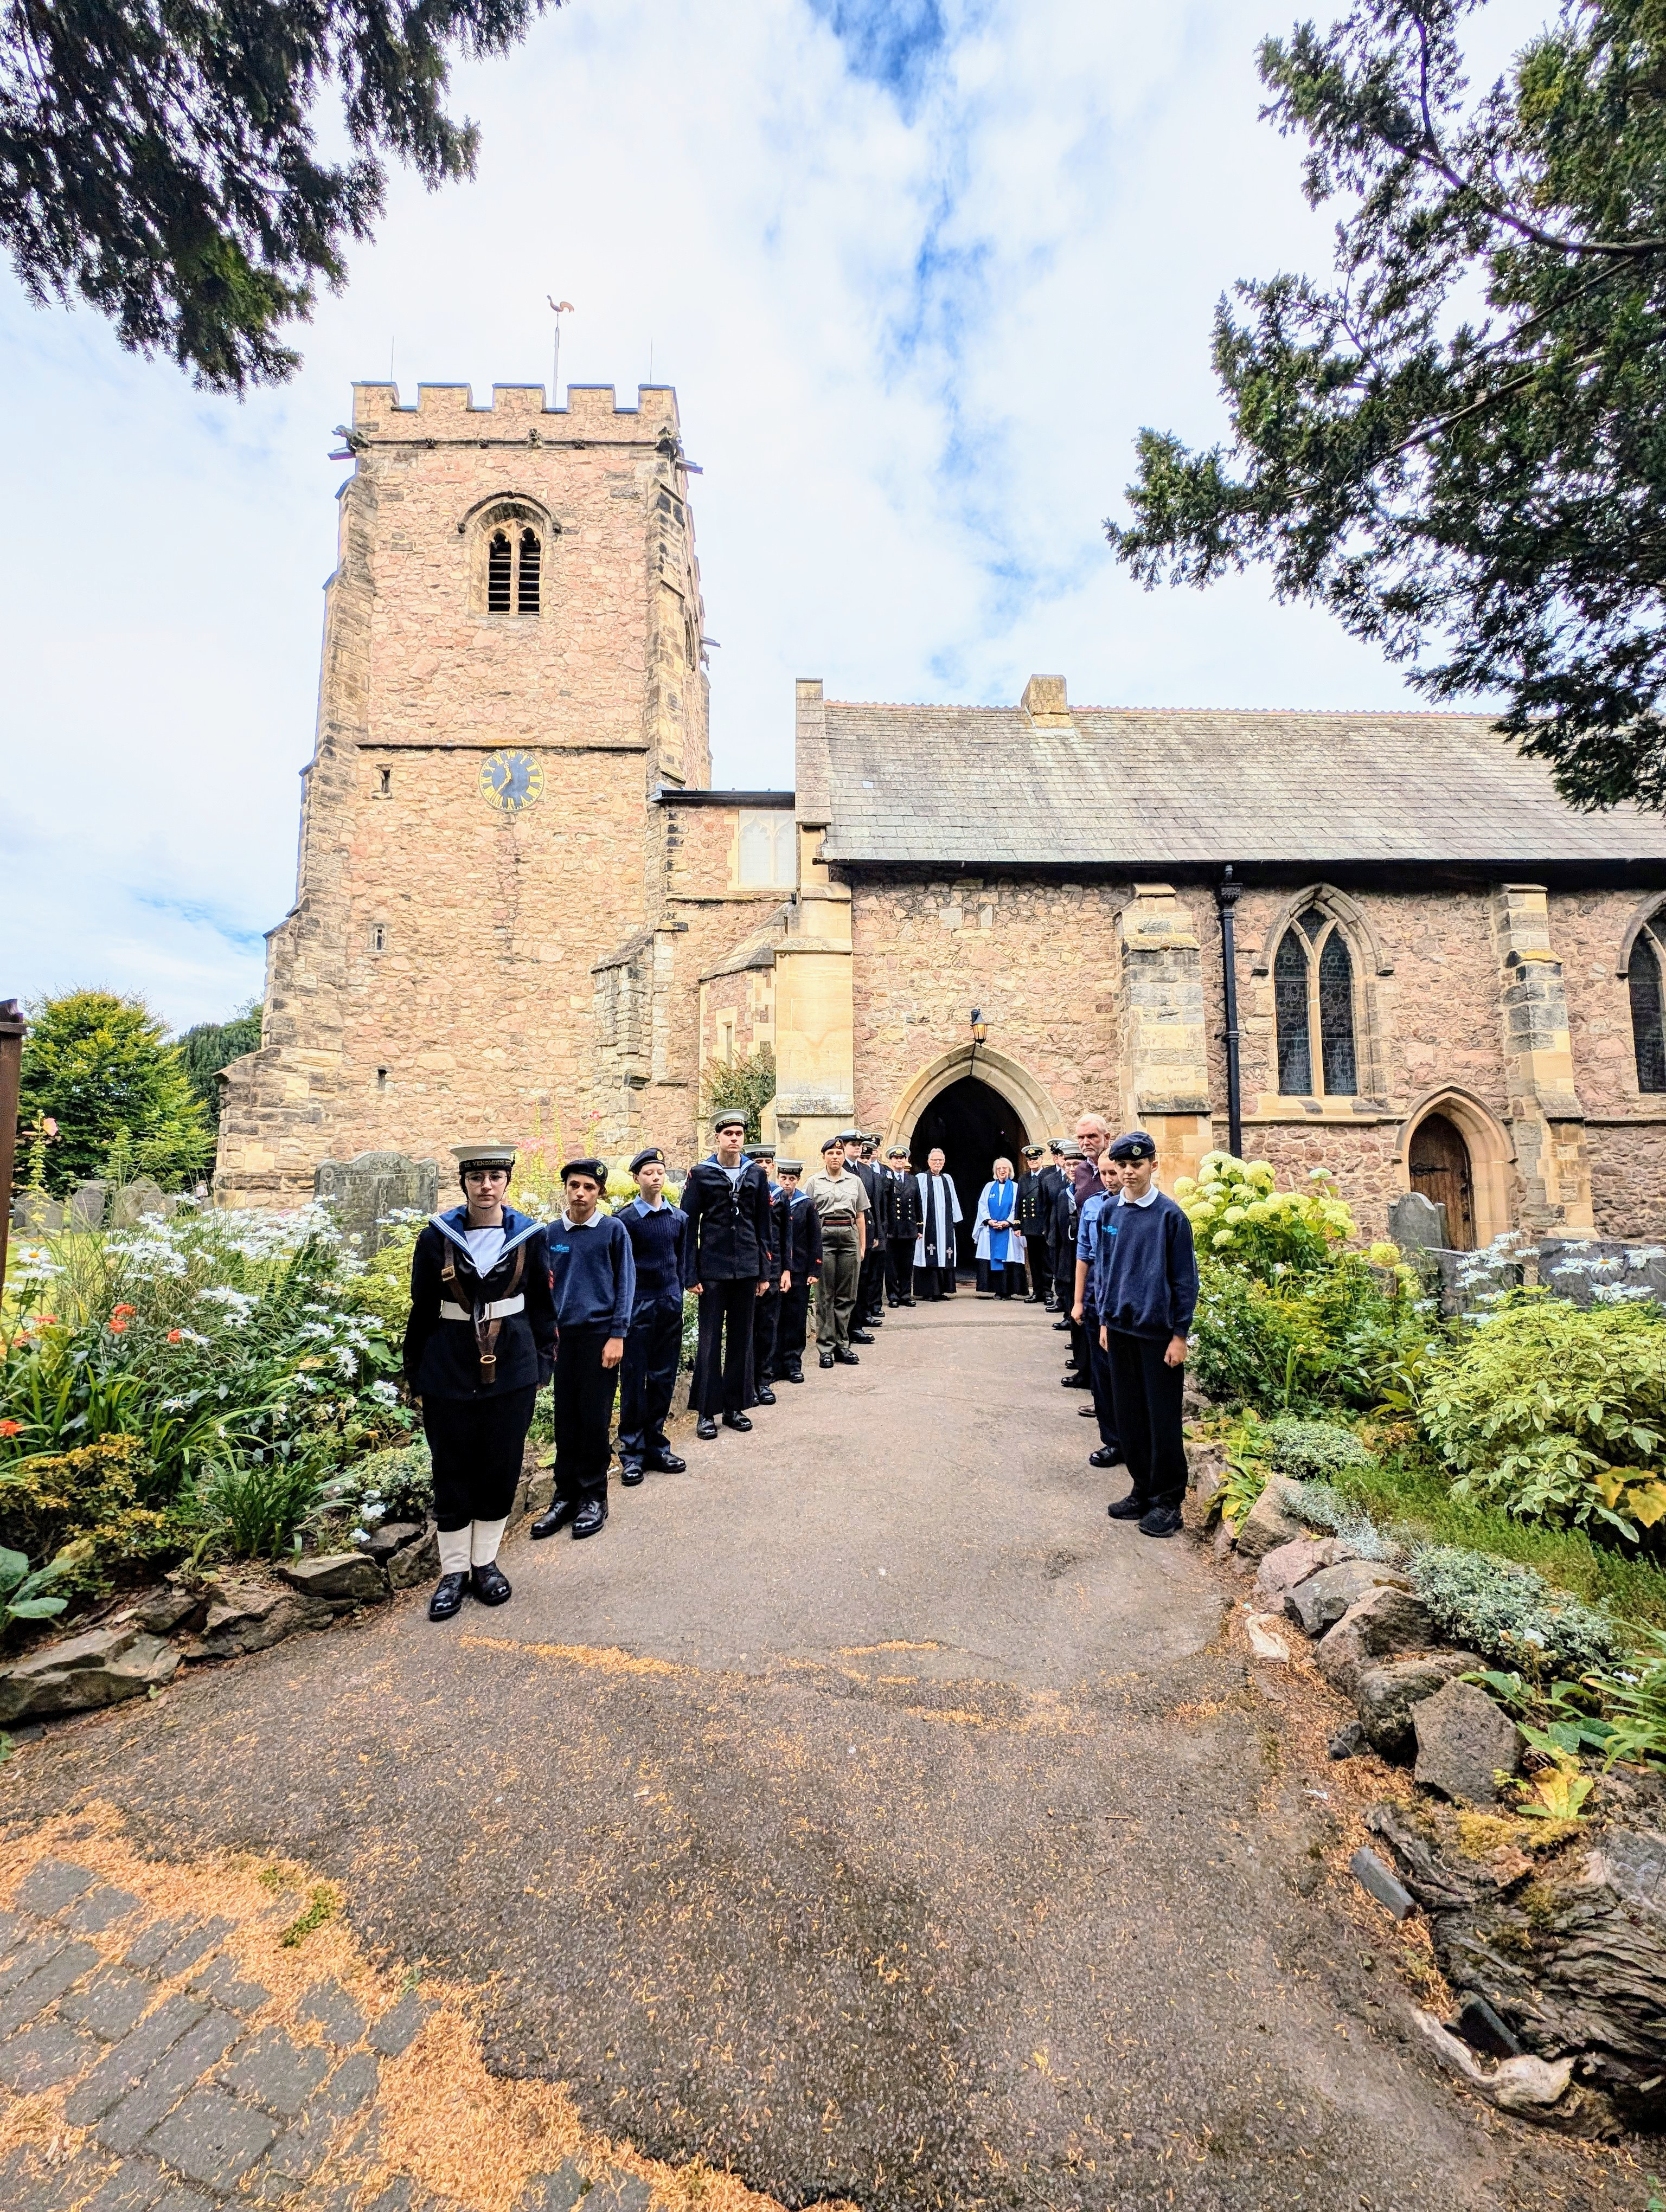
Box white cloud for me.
[0,0,1550,1028]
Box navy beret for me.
[560,1155,608,1184]
[630,1147,665,1174]
[1107,1131,1157,1162]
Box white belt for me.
[439,1295,524,1321]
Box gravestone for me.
[313,1152,439,1256]
[110,1177,169,1227]
[1388,1189,1447,1251]
[68,1180,108,1230]
[1432,1245,1522,1319]
[1538,1236,1666,1310]
[10,1189,63,1235]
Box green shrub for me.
[1420,1296,1666,1538]
[1283,1478,1400,1561]
[320,1440,432,1531]
[1409,1544,1623,1674]
[0,1435,184,1596]
[1590,1626,1666,1767]
[17,990,212,1195]
[1261,1416,1374,1482]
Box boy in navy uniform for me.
[682,1111,773,1437]
[1092,1131,1199,1539]
[530,1158,636,1542]
[403,1142,555,1621]
[611,1146,691,1486]
[772,1159,822,1381]
[745,1141,784,1405]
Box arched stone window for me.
[1273,903,1358,1097]
[1630,919,1666,1092]
[466,497,552,616]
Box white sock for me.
[470,1516,509,1568]
[437,1527,472,1578]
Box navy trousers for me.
[618,1300,682,1465]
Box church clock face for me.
[479,748,544,813]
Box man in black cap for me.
[610,1146,692,1487]
[840,1129,883,1337]
[805,1133,869,1365]
[885,1146,921,1305]
[745,1141,785,1405]
[1015,1143,1051,1304]
[681,1111,773,1437]
[773,1158,822,1381]
[404,1141,556,1619]
[1092,1131,1199,1539]
[529,1156,636,1542]
[1040,1141,1069,1317]
[1049,1141,1081,1327]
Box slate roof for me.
[811,703,1666,868]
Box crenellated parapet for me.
[350,382,682,440]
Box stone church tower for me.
[216,381,712,1203]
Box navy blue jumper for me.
[616,1195,691,1467]
[1090,1191,1199,1512]
[548,1210,636,1509]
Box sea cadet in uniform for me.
[841,1129,884,1336]
[772,1159,823,1381]
[403,1142,555,1621]
[529,1157,636,1541]
[611,1146,692,1486]
[745,1141,786,1404]
[1092,1131,1199,1539]
[805,1134,869,1365]
[1016,1144,1052,1304]
[885,1146,921,1305]
[682,1111,773,1436]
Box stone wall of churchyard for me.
[849,875,1127,1138]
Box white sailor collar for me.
[428,1204,545,1263]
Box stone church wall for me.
[849,874,1127,1134]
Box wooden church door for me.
[1408,1112,1475,1249]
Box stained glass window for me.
[1631,928,1666,1092]
[1274,930,1312,1094]
[1318,930,1356,1095]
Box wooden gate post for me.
[0,998,28,1300]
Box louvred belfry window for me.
[484,522,542,615]
[487,530,513,612]
[1273,905,1359,1098]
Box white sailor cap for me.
[452,1142,517,1171]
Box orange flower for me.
[33,1314,57,1328]
[0,1419,21,1438]
[108,1315,130,1334]
[112,1304,137,1318]
[167,1329,183,1343]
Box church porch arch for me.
[1394,1088,1516,1249]
[885,1046,1063,1159]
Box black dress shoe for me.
[1079,1404,1098,1417]
[834,1346,860,1365]
[531,1499,578,1540]
[696,1414,719,1439]
[754,1386,777,1406]
[471,1560,512,1605]
[645,1449,687,1473]
[1088,1447,1118,1469]
[1107,1492,1149,1520]
[619,1461,645,1487]
[1139,1503,1184,1539]
[783,1365,805,1384]
[1062,1373,1089,1389]
[428,1571,470,1621]
[722,1411,753,1431]
[573,1497,607,1538]
[1024,1294,1043,1305]
[850,1328,874,1345]
[900,1296,917,1307]
[819,1351,836,1368]
[1052,1317,1071,1330]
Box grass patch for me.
[1327,1443,1666,1636]
[279,1882,340,1947]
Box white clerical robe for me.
[913,1171,963,1267]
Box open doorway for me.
[908,1075,1030,1270]
[1409,1110,1476,1249]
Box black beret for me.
[1107,1131,1157,1162]
[560,1155,608,1184]
[629,1147,665,1174]
[821,1134,845,1153]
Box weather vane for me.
[547,297,574,404]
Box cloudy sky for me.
[1,0,1542,1032]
